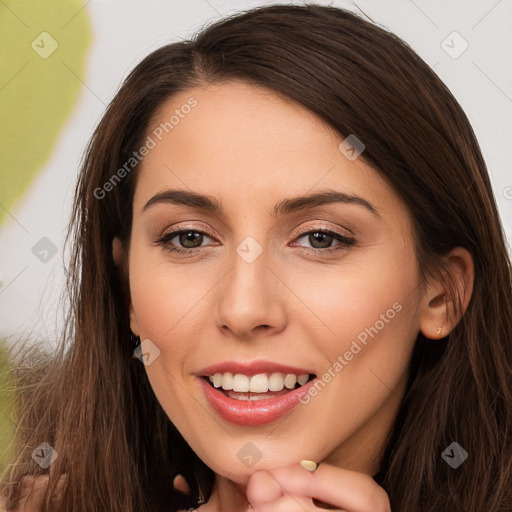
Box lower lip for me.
[198,377,317,426]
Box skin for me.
[121,81,473,511]
[9,80,473,512]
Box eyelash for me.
[154,225,356,255]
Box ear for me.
[112,236,124,267]
[112,236,140,337]
[419,247,474,339]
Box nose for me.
[215,243,287,340]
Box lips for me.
[198,375,317,426]
[196,360,317,426]
[198,360,315,377]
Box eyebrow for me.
[142,189,380,217]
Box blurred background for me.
[0,0,511,470]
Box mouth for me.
[201,372,317,401]
[198,370,319,426]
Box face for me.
[125,80,427,483]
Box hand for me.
[246,461,391,512]
[173,462,391,512]
[0,474,67,512]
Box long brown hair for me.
[1,4,511,511]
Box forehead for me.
[145,80,340,172]
[132,80,406,225]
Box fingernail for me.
[300,460,318,472]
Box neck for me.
[201,475,250,512]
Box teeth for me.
[250,374,268,393]
[297,374,309,386]
[208,372,311,392]
[284,374,297,389]
[221,372,233,391]
[233,374,250,392]
[212,373,222,388]
[268,372,284,391]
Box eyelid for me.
[293,222,354,239]
[154,221,356,254]
[157,223,217,240]
[157,220,353,241]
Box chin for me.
[199,441,310,481]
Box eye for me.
[292,228,355,253]
[154,228,217,254]
[154,226,356,255]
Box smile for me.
[198,371,317,426]
[207,372,313,397]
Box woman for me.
[1,4,511,511]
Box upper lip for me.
[197,360,316,377]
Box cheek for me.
[290,248,420,419]
[128,243,211,342]
[290,246,419,351]
[128,246,211,425]
[287,247,420,412]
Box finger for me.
[251,463,390,512]
[172,474,191,496]
[247,469,338,510]
[50,475,68,507]
[16,475,49,512]
[251,493,316,512]
[11,474,68,512]
[311,464,389,511]
[246,470,284,504]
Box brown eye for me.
[154,228,217,254]
[294,229,355,252]
[308,231,335,249]
[178,231,204,249]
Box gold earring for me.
[437,325,443,336]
